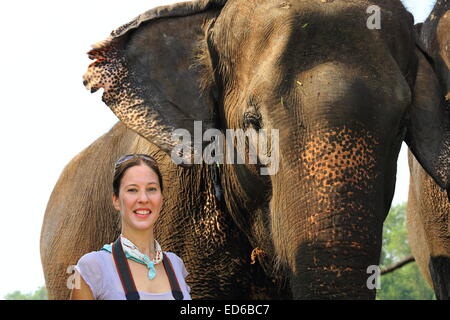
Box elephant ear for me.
[83,0,226,163]
[404,46,450,197]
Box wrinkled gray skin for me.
[407,0,450,300]
[41,0,450,299]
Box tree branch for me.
[381,255,415,276]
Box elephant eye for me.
[244,97,262,130]
[243,111,262,130]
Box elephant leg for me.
[429,256,450,300]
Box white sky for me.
[0,0,436,299]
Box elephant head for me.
[407,0,450,300]
[407,0,450,202]
[83,0,450,299]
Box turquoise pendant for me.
[147,262,156,280]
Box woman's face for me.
[112,164,163,232]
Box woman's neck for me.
[121,227,155,258]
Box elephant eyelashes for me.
[243,97,262,130]
[243,111,262,130]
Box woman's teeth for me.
[135,210,151,215]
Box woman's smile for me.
[134,208,152,218]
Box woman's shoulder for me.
[74,249,111,299]
[76,249,111,268]
[164,251,189,277]
[164,251,188,269]
[163,252,191,296]
[163,251,184,263]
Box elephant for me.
[407,0,450,300]
[41,0,450,299]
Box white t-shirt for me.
[75,250,192,300]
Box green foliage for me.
[377,203,436,300]
[4,286,48,300]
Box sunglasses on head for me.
[114,154,156,169]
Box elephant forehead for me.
[215,0,404,45]
[214,0,413,94]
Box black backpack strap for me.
[162,253,184,300]
[112,237,140,300]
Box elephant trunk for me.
[289,204,383,300]
[271,124,394,299]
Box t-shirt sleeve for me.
[178,256,189,280]
[170,253,191,294]
[74,252,103,299]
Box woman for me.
[70,154,191,300]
